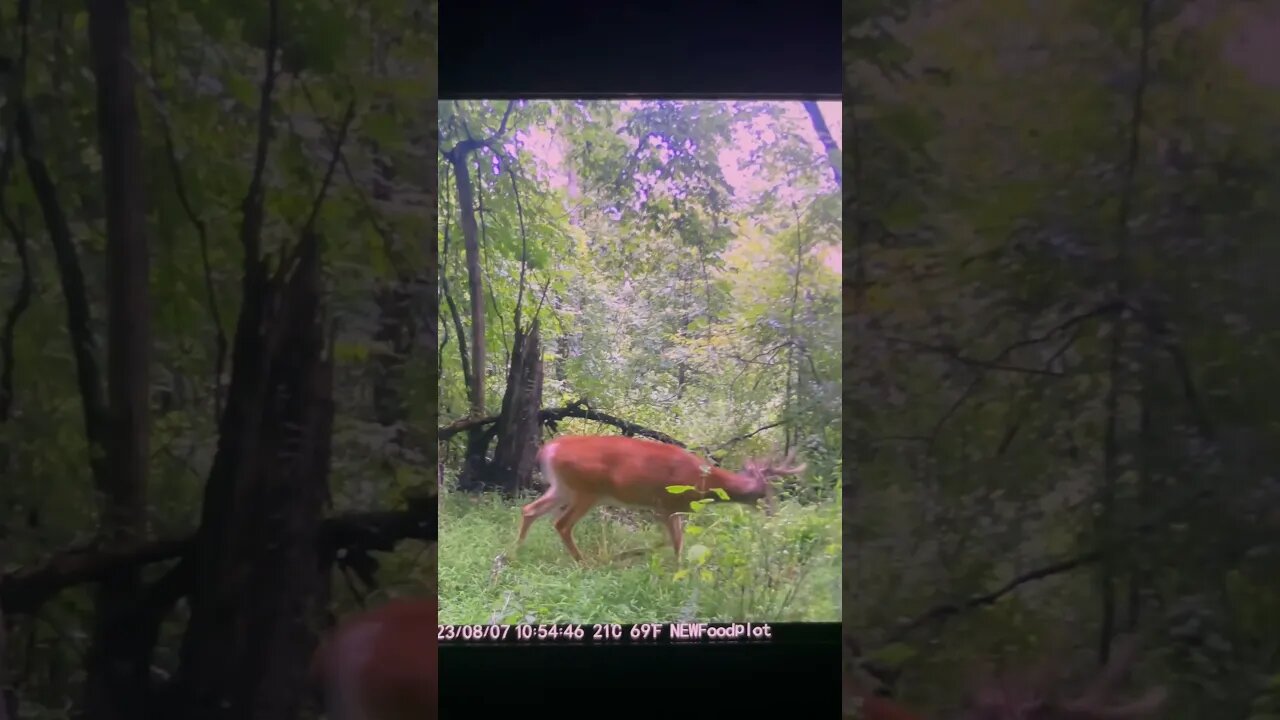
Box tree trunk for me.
[425,99,441,496]
[0,594,10,720]
[1098,0,1153,666]
[171,238,333,720]
[450,148,486,418]
[373,282,415,458]
[445,141,490,492]
[82,0,152,714]
[443,105,516,489]
[369,128,416,452]
[802,101,841,186]
[488,318,544,495]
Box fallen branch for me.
[1,505,438,616]
[438,398,685,447]
[0,538,191,616]
[538,400,685,446]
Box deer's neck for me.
[707,466,763,502]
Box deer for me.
[844,635,1167,720]
[515,434,806,563]
[309,596,438,720]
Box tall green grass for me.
[438,488,842,625]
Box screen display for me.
[436,97,842,657]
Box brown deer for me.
[516,434,805,562]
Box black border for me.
[440,623,840,717]
[437,0,842,715]
[438,620,836,647]
[439,0,841,99]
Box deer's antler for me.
[763,448,806,477]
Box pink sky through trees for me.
[510,100,843,273]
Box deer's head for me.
[738,449,806,511]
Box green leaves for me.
[363,111,403,149]
[176,0,356,75]
[278,2,350,74]
[224,71,257,107]
[436,99,840,622]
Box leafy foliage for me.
[438,492,840,624]
[844,1,1280,717]
[0,0,435,713]
[438,100,842,622]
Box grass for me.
[438,487,842,625]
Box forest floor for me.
[436,489,842,625]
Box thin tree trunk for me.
[440,212,473,394]
[451,147,486,417]
[1098,0,1153,665]
[784,204,804,456]
[83,0,152,714]
[0,594,10,720]
[443,102,514,419]
[802,101,841,186]
[369,141,416,442]
[443,104,516,490]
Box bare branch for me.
[705,421,785,453]
[439,399,686,447]
[301,99,357,237]
[506,161,529,332]
[0,124,33,422]
[528,271,554,326]
[297,79,398,263]
[883,335,1067,377]
[14,83,110,490]
[886,550,1104,645]
[138,0,226,421]
[238,0,281,266]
